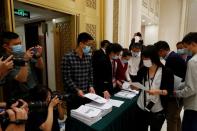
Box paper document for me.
[130,82,148,91]
[115,91,136,99]
[84,93,107,104]
[122,82,139,94]
[108,99,124,107]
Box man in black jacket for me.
[154,41,187,131]
[92,43,122,99]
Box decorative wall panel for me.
[86,23,96,50]
[56,21,72,54]
[86,0,96,9]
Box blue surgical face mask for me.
[112,55,119,60]
[177,49,185,55]
[184,49,193,56]
[11,44,24,54]
[83,46,91,55]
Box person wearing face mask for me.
[131,45,174,131]
[26,85,65,131]
[154,41,187,131]
[176,41,192,63]
[0,32,44,101]
[128,43,142,82]
[92,43,122,99]
[61,32,95,118]
[114,49,132,92]
[174,32,197,131]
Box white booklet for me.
[108,99,124,107]
[84,93,107,104]
[130,82,148,91]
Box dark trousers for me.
[166,99,182,131]
[182,110,197,131]
[134,105,165,131]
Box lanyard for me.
[147,66,159,90]
[143,66,159,108]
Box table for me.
[66,96,138,131]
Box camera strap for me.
[143,66,159,109]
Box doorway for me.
[13,0,77,91]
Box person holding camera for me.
[0,32,44,101]
[26,86,65,131]
[131,45,174,131]
[0,99,28,131]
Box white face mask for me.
[143,59,153,68]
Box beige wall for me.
[17,0,103,46]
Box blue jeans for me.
[182,110,197,131]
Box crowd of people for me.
[0,31,197,131]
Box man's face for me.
[3,38,21,53]
[158,49,166,58]
[186,42,196,54]
[176,44,183,50]
[80,40,94,49]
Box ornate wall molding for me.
[86,23,96,49]
[86,23,96,39]
[86,0,96,9]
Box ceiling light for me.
[52,19,56,23]
[148,22,151,25]
[142,19,145,22]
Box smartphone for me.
[31,47,38,55]
[145,101,155,112]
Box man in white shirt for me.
[175,32,197,131]
[128,43,142,82]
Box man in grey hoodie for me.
[175,32,197,131]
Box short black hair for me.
[182,32,197,45]
[136,32,142,37]
[29,85,52,102]
[0,31,19,46]
[77,32,94,45]
[154,41,170,51]
[122,48,132,57]
[142,45,162,67]
[100,40,110,48]
[176,41,183,46]
[130,42,142,49]
[106,43,123,55]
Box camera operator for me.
[0,99,28,131]
[26,86,65,131]
[0,32,44,101]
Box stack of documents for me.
[86,102,112,117]
[71,105,102,126]
[114,90,137,99]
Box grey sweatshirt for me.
[176,54,197,111]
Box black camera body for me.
[13,57,26,66]
[51,91,70,101]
